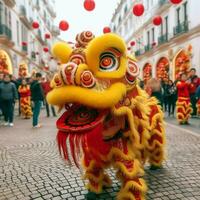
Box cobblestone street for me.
[0,113,200,200]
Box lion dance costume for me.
[18,85,32,119]
[176,80,192,124]
[47,32,166,200]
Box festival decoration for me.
[156,57,169,80]
[130,41,136,46]
[153,16,162,26]
[45,33,51,39]
[21,42,27,46]
[170,0,182,4]
[47,32,166,200]
[0,52,9,74]
[174,50,190,78]
[132,3,144,16]
[18,84,32,119]
[32,21,39,29]
[103,26,111,34]
[18,63,28,78]
[84,0,95,11]
[59,20,69,31]
[43,47,49,52]
[143,63,152,83]
[197,100,200,116]
[152,41,157,46]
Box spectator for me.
[196,85,200,116]
[41,76,56,117]
[189,75,199,117]
[18,79,32,119]
[167,80,177,117]
[176,73,192,124]
[161,78,169,112]
[30,72,44,128]
[0,74,18,126]
[0,73,4,122]
[145,78,163,106]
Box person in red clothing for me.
[41,76,56,117]
[176,73,192,124]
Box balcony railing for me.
[158,34,168,45]
[159,0,167,6]
[135,49,142,56]
[145,44,152,53]
[173,21,189,36]
[0,24,12,40]
[22,46,28,53]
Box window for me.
[147,31,150,45]
[165,16,168,38]
[118,16,121,24]
[5,7,7,25]
[16,21,19,45]
[0,2,3,24]
[151,28,155,43]
[124,5,128,14]
[160,22,164,35]
[176,7,181,25]
[8,11,11,27]
[183,1,188,21]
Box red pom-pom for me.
[153,16,163,26]
[45,33,51,39]
[59,20,69,31]
[103,27,111,34]
[130,41,136,46]
[84,0,95,11]
[43,47,49,52]
[170,0,182,4]
[132,4,144,17]
[22,41,27,46]
[152,42,157,46]
[32,21,39,29]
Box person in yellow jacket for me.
[18,79,32,119]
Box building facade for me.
[110,0,200,82]
[0,0,60,77]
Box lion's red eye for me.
[99,52,119,72]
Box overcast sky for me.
[54,0,120,42]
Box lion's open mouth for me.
[57,104,108,132]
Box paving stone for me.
[0,114,200,199]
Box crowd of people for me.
[142,68,200,124]
[0,72,56,128]
[0,68,199,128]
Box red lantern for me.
[132,4,144,17]
[170,0,182,4]
[153,16,163,26]
[22,41,27,46]
[84,0,95,11]
[45,33,51,39]
[130,41,136,46]
[127,47,131,51]
[103,27,111,34]
[43,47,49,52]
[59,20,69,31]
[35,52,39,55]
[152,42,157,46]
[32,21,39,29]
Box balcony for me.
[19,5,32,29]
[0,24,14,47]
[36,29,46,45]
[173,21,189,36]
[145,44,152,53]
[51,26,60,37]
[158,34,168,45]
[135,49,142,57]
[22,46,28,53]
[3,0,16,8]
[159,0,167,6]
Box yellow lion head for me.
[47,31,139,110]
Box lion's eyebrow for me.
[107,48,122,58]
